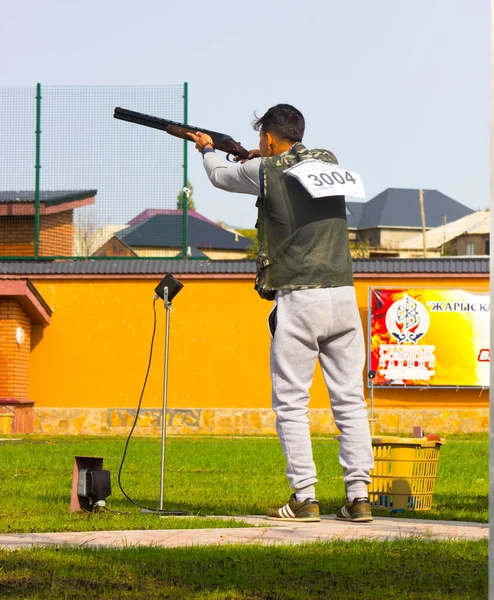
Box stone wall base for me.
[33,407,490,436]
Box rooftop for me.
[347,188,473,230]
[116,212,252,251]
[128,209,219,227]
[0,190,97,216]
[400,210,490,250]
[0,257,487,277]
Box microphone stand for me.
[142,285,187,516]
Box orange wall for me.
[29,276,489,410]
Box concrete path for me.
[0,516,487,551]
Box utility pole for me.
[442,214,447,253]
[419,189,427,258]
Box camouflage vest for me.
[255,143,354,300]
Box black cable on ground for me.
[117,297,163,513]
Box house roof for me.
[0,257,488,277]
[0,279,52,324]
[0,190,96,216]
[350,188,473,229]
[399,210,490,250]
[174,246,208,258]
[128,209,219,227]
[73,224,127,256]
[116,213,253,251]
[346,202,366,229]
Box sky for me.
[1,0,489,228]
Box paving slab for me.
[0,516,487,551]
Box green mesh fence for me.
[0,84,187,259]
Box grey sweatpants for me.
[269,286,374,498]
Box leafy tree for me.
[177,180,196,210]
[349,240,370,258]
[236,228,258,259]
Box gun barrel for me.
[113,107,250,160]
[113,107,171,132]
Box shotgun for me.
[113,107,250,161]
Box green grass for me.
[0,434,487,599]
[0,539,487,599]
[0,433,487,533]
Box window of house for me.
[485,239,490,255]
[466,242,475,255]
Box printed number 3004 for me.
[307,171,357,187]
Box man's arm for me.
[203,151,261,196]
[188,130,262,196]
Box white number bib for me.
[284,159,366,199]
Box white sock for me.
[346,482,368,502]
[295,485,316,502]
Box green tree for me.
[236,228,258,259]
[350,240,370,258]
[177,180,196,210]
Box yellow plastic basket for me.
[369,436,445,511]
[0,413,13,435]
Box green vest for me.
[255,143,354,300]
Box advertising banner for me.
[369,288,490,387]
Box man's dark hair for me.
[253,104,305,142]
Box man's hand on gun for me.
[187,131,260,162]
[239,149,261,163]
[187,131,215,153]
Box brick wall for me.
[39,210,73,256]
[0,300,31,399]
[0,217,34,256]
[0,210,73,257]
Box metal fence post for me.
[182,81,188,258]
[34,83,42,258]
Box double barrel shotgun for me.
[113,107,250,162]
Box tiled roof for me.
[116,213,252,251]
[128,209,219,227]
[173,246,208,258]
[400,211,490,250]
[352,257,488,274]
[73,224,127,256]
[0,257,488,276]
[353,188,473,229]
[0,190,97,206]
[346,201,366,229]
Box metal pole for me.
[159,287,171,511]
[442,214,447,254]
[182,81,189,258]
[367,286,375,435]
[489,3,494,595]
[419,189,427,258]
[34,83,42,258]
[369,379,375,436]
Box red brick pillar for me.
[0,299,34,432]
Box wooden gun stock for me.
[114,107,250,160]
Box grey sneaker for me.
[336,497,373,522]
[266,494,320,522]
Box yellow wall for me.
[29,275,489,411]
[132,248,248,260]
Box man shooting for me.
[188,104,374,523]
